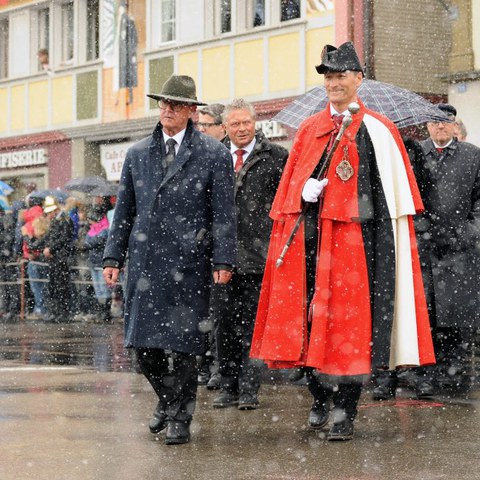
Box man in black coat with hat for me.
[103,75,236,445]
[415,104,480,392]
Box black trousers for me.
[135,348,198,423]
[306,369,362,421]
[214,273,263,395]
[47,259,71,319]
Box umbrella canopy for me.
[273,79,452,129]
[0,179,14,195]
[27,189,70,204]
[64,176,110,193]
[89,183,118,197]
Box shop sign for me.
[255,120,287,139]
[100,142,134,181]
[0,148,48,169]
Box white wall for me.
[449,80,480,147]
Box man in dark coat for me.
[415,104,480,391]
[212,98,288,410]
[103,75,236,445]
[250,42,435,441]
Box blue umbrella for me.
[0,179,14,195]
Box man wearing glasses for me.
[197,103,227,142]
[103,75,236,445]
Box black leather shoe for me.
[238,393,259,410]
[164,421,190,445]
[327,419,354,441]
[372,384,396,401]
[308,402,330,429]
[149,404,167,434]
[213,390,239,408]
[416,381,435,398]
[206,372,221,390]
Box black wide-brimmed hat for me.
[147,75,207,106]
[315,41,364,75]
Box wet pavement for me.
[1,319,480,480]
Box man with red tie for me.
[212,98,288,410]
[250,42,435,440]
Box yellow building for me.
[0,0,335,194]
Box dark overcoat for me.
[223,130,288,274]
[416,138,480,330]
[103,120,236,354]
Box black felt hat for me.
[437,103,457,118]
[147,75,206,106]
[315,42,364,75]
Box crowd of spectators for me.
[0,187,122,324]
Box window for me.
[150,0,176,47]
[0,18,8,79]
[281,0,301,21]
[34,7,50,72]
[86,0,99,61]
[161,0,176,42]
[252,0,265,27]
[220,0,231,33]
[61,2,74,64]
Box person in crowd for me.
[21,203,48,320]
[102,75,236,445]
[42,196,75,323]
[194,103,227,389]
[250,42,435,441]
[0,207,18,322]
[84,206,112,323]
[412,104,479,393]
[212,98,288,410]
[454,118,468,142]
[197,103,227,141]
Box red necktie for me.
[436,147,444,154]
[327,114,344,152]
[234,149,245,172]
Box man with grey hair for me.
[197,103,227,142]
[212,98,288,410]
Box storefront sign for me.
[0,148,48,169]
[255,120,287,139]
[100,142,134,181]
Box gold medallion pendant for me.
[336,146,354,181]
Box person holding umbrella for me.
[250,42,435,441]
[102,75,236,445]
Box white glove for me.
[301,178,329,203]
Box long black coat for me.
[414,138,480,330]
[103,120,236,353]
[223,131,288,274]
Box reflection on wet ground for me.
[1,319,480,480]
[0,319,135,372]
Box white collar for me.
[230,137,256,157]
[162,128,186,149]
[432,138,453,149]
[329,105,350,117]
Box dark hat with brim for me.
[437,103,457,118]
[147,75,207,106]
[316,42,364,75]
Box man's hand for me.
[213,269,232,284]
[43,247,51,258]
[103,267,120,286]
[301,178,328,203]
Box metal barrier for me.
[0,259,123,321]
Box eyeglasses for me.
[197,122,221,129]
[158,100,188,112]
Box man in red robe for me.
[250,42,435,441]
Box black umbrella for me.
[64,176,110,193]
[89,183,118,197]
[27,189,70,203]
[273,79,452,129]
